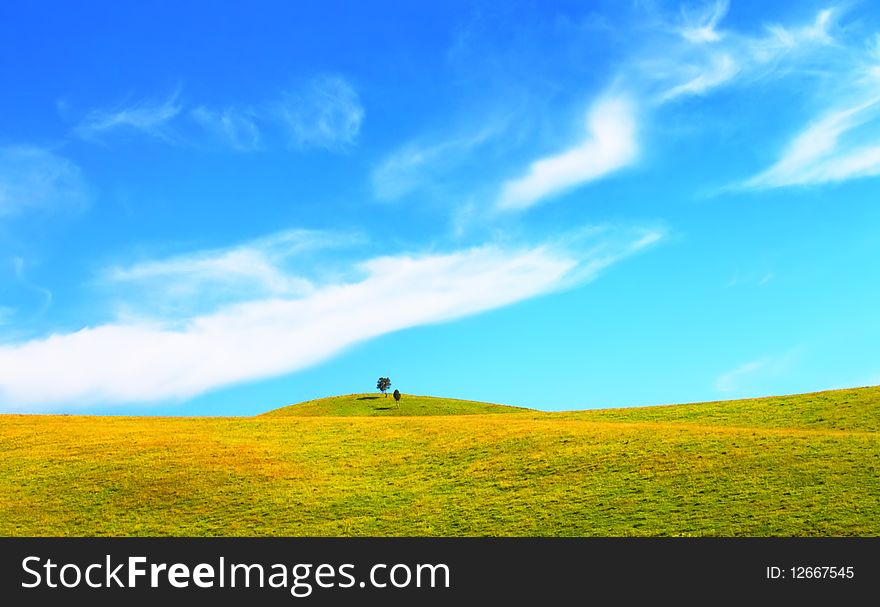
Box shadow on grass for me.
[357,396,380,401]
[374,407,393,411]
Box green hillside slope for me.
[261,393,532,417]
[562,385,880,432]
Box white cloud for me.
[786,8,834,45]
[654,7,840,103]
[372,128,497,202]
[714,350,799,394]
[102,229,347,315]
[715,359,767,393]
[496,96,637,211]
[749,8,835,60]
[74,92,183,142]
[0,146,90,217]
[639,4,880,190]
[73,76,363,152]
[660,53,739,101]
[0,227,662,409]
[680,0,730,44]
[743,95,880,188]
[372,145,438,201]
[191,106,261,151]
[277,75,364,149]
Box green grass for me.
[1,386,877,536]
[261,393,532,417]
[561,386,880,432]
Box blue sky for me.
[1,0,879,415]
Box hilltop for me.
[260,385,880,430]
[261,393,533,417]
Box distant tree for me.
[393,389,401,408]
[377,377,391,397]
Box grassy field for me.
[0,387,877,536]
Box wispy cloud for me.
[742,94,880,188]
[277,75,364,150]
[715,358,767,393]
[0,146,90,218]
[715,349,800,394]
[660,53,739,101]
[73,75,364,152]
[102,229,351,315]
[191,106,261,151]
[647,6,840,104]
[679,0,730,44]
[372,128,498,202]
[0,226,661,409]
[74,91,183,142]
[496,95,637,212]
[625,4,880,191]
[724,269,774,288]
[677,0,833,49]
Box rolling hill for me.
[261,393,533,417]
[0,386,877,536]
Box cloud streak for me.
[372,128,498,202]
[647,6,840,104]
[191,106,262,151]
[743,94,880,188]
[715,349,799,394]
[660,53,739,101]
[496,96,637,211]
[0,146,90,218]
[74,92,183,142]
[74,75,364,151]
[679,0,729,44]
[626,3,880,191]
[102,229,352,316]
[715,358,767,393]
[0,226,662,409]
